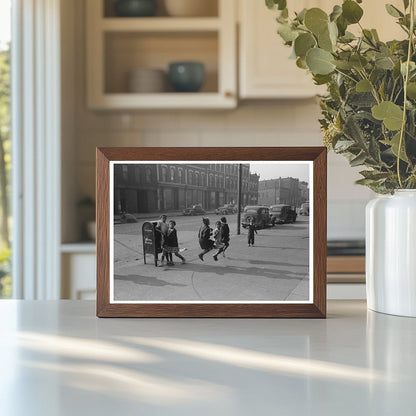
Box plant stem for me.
[397,0,415,188]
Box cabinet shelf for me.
[86,0,236,109]
[89,92,235,110]
[101,17,221,32]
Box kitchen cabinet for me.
[239,0,324,99]
[86,0,237,109]
[238,0,404,99]
[61,245,96,300]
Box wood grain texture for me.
[96,147,327,318]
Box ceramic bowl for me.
[168,62,205,92]
[114,0,158,17]
[128,68,167,93]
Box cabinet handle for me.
[224,91,234,99]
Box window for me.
[0,0,11,298]
[134,166,140,183]
[145,167,152,183]
[170,166,175,182]
[122,165,128,181]
[161,166,167,182]
[178,168,183,183]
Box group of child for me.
[154,214,257,266]
[155,215,186,266]
[197,216,230,262]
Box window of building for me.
[122,165,128,181]
[170,166,175,182]
[145,167,152,183]
[134,166,140,183]
[161,166,167,182]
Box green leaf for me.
[387,132,409,162]
[350,54,368,70]
[277,23,298,43]
[313,74,332,85]
[318,27,334,52]
[330,5,342,22]
[372,101,404,131]
[339,31,356,43]
[306,48,335,75]
[342,0,364,24]
[356,79,372,92]
[296,57,308,69]
[336,15,348,36]
[333,60,352,70]
[304,8,329,35]
[360,170,391,180]
[385,4,404,18]
[334,140,355,152]
[296,8,307,23]
[266,0,287,11]
[403,0,409,10]
[371,29,380,42]
[294,33,316,58]
[350,152,368,167]
[407,82,416,99]
[375,55,395,70]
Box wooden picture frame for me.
[96,147,327,317]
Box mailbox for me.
[142,221,162,266]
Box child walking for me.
[220,216,230,257]
[163,220,186,265]
[247,218,257,247]
[212,220,225,261]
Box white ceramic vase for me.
[366,190,416,317]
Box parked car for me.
[182,204,206,216]
[241,205,272,229]
[300,202,310,216]
[215,204,236,215]
[269,204,297,225]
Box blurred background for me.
[1,0,403,300]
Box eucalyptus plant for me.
[266,0,416,193]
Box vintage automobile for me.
[299,202,310,216]
[241,205,272,229]
[269,204,297,225]
[215,204,236,215]
[182,204,206,216]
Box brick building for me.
[258,177,307,207]
[114,163,259,214]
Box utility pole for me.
[237,163,242,235]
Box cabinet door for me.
[239,0,404,99]
[239,0,325,99]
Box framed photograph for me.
[96,147,327,317]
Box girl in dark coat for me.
[198,217,214,261]
[163,220,185,265]
[220,216,230,257]
[247,218,257,247]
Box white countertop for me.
[0,300,415,415]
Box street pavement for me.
[113,214,310,302]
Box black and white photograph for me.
[110,161,312,303]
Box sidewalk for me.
[113,223,310,303]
